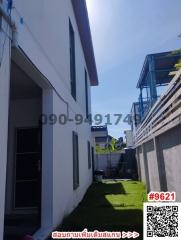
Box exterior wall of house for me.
[0,15,11,240]
[0,0,95,239]
[91,127,108,149]
[51,91,92,227]
[12,0,92,117]
[39,80,93,237]
[92,130,108,139]
[96,142,106,148]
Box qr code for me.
[144,202,181,239]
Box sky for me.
[86,0,181,139]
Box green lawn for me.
[53,180,147,239]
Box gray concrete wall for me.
[95,153,121,176]
[136,147,141,181]
[96,151,138,179]
[137,146,148,188]
[136,124,181,201]
[156,124,181,201]
[144,140,160,192]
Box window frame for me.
[85,69,89,118]
[88,141,91,169]
[72,131,79,190]
[69,19,76,100]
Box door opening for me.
[14,127,42,209]
[4,60,43,239]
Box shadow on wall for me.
[119,149,138,180]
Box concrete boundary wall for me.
[136,124,181,201]
[95,153,121,176]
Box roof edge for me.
[71,0,98,86]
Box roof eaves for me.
[71,0,98,86]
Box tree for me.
[107,138,116,151]
[175,59,181,70]
[171,49,181,69]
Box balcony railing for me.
[135,69,181,146]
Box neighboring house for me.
[131,51,181,135]
[95,136,108,148]
[96,135,113,149]
[0,0,98,239]
[136,51,181,121]
[124,130,134,148]
[91,125,109,148]
[91,125,108,138]
[92,126,122,150]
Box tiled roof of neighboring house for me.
[71,0,98,86]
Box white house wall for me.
[52,91,92,227]
[0,17,11,240]
[12,0,91,117]
[8,0,94,237]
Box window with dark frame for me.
[85,69,89,118]
[91,146,95,179]
[88,141,91,169]
[91,147,95,169]
[72,131,79,190]
[69,19,76,100]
